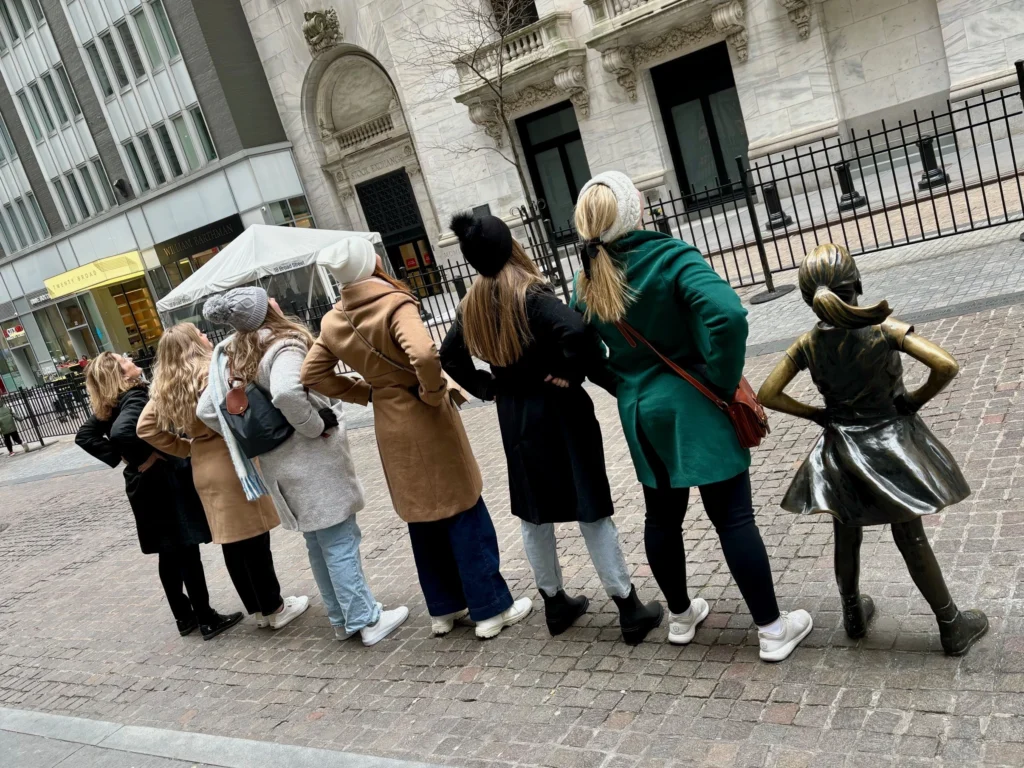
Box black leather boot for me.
[176,616,198,636]
[200,611,244,641]
[541,590,589,636]
[937,601,988,656]
[613,585,664,646]
[840,594,874,639]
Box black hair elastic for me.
[579,238,604,279]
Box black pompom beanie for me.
[450,212,513,277]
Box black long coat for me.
[76,386,212,554]
[441,285,617,525]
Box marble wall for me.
[938,0,1024,98]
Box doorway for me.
[517,102,592,235]
[356,169,441,298]
[652,42,750,208]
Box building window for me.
[138,132,165,184]
[100,32,129,89]
[54,65,81,117]
[155,123,182,177]
[16,90,40,140]
[493,0,539,34]
[52,177,77,225]
[0,3,19,42]
[79,165,104,213]
[4,203,24,248]
[41,73,68,126]
[123,140,149,192]
[116,21,145,78]
[149,0,178,58]
[26,0,42,24]
[66,171,90,217]
[85,42,113,98]
[268,196,315,228]
[93,159,116,206]
[190,107,216,161]
[15,198,36,242]
[0,210,14,251]
[172,114,198,170]
[26,192,47,237]
[0,115,14,161]
[9,0,30,32]
[132,9,162,70]
[28,81,54,133]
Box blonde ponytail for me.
[799,243,892,330]
[574,184,635,323]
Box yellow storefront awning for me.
[44,251,146,300]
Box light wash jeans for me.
[520,517,632,599]
[303,516,381,634]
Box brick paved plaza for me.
[3,229,1024,767]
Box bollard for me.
[650,206,672,235]
[762,182,793,229]
[832,162,867,211]
[455,277,468,301]
[916,135,949,190]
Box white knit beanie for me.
[317,237,377,286]
[577,171,642,243]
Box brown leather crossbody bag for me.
[615,320,769,448]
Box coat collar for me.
[339,277,418,311]
[608,229,673,256]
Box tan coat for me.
[137,400,280,545]
[301,279,483,523]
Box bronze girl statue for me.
[758,244,988,656]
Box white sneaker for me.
[361,605,410,646]
[758,610,813,662]
[254,614,269,628]
[267,596,309,630]
[668,598,709,645]
[431,608,469,636]
[475,597,533,640]
[335,602,382,641]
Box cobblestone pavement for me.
[2,294,1024,767]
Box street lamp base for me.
[749,283,797,305]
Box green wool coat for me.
[0,404,16,435]
[571,230,751,489]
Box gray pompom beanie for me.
[577,171,642,244]
[203,287,269,332]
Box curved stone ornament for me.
[469,101,504,147]
[712,1,748,62]
[601,47,637,101]
[553,65,590,118]
[777,0,811,40]
[303,9,342,54]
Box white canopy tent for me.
[156,224,383,313]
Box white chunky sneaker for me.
[254,614,269,628]
[475,597,533,640]
[268,596,309,630]
[758,610,813,662]
[361,605,410,646]
[431,608,469,636]
[668,598,710,645]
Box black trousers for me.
[642,471,781,626]
[158,544,214,624]
[221,532,283,615]
[3,431,22,452]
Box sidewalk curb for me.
[0,707,445,768]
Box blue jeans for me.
[303,517,380,634]
[407,497,514,622]
[520,518,632,599]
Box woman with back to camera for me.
[137,323,309,630]
[571,171,812,661]
[76,352,242,640]
[439,212,663,644]
[198,286,408,646]
[301,238,532,640]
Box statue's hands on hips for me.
[894,393,922,416]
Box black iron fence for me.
[1,377,91,445]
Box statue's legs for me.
[890,518,988,656]
[833,519,873,638]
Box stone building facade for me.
[241,0,1024,272]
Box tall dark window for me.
[492,0,538,34]
[516,101,592,235]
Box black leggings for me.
[158,544,214,624]
[222,532,283,616]
[642,471,781,626]
[833,518,953,614]
[3,431,22,452]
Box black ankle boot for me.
[541,590,589,636]
[200,611,244,641]
[612,585,664,646]
[176,616,198,636]
[840,594,874,639]
[937,601,989,656]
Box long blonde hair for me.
[227,304,314,385]
[798,243,891,330]
[85,351,139,420]
[149,323,211,433]
[574,184,635,323]
[461,240,546,367]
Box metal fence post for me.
[1017,60,1024,243]
[736,156,796,304]
[762,182,793,229]
[916,135,949,189]
[538,215,571,302]
[18,387,44,448]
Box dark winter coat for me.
[441,285,617,525]
[75,386,212,554]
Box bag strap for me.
[339,299,416,375]
[615,320,729,413]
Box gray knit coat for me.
[199,336,365,532]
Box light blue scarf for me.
[208,340,269,501]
